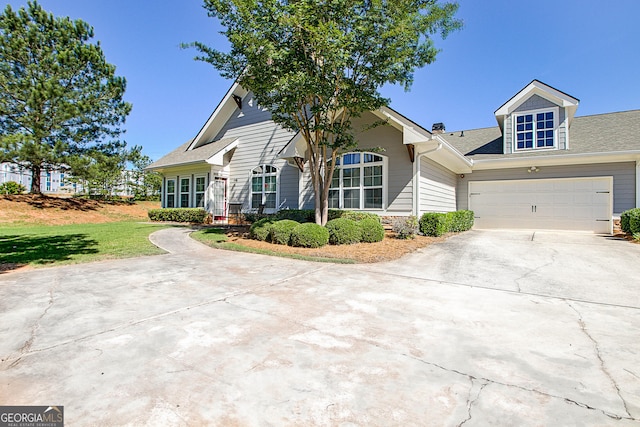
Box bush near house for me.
[339,211,381,223]
[420,210,474,237]
[359,217,385,242]
[392,216,419,239]
[448,210,474,232]
[249,217,277,241]
[0,181,26,195]
[326,218,362,245]
[148,208,208,223]
[269,219,300,245]
[290,223,330,248]
[620,208,640,234]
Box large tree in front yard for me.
[188,0,461,225]
[0,1,131,193]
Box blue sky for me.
[2,0,639,161]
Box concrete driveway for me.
[0,228,638,426]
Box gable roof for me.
[494,80,580,131]
[439,110,640,164]
[146,137,239,171]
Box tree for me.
[128,152,162,201]
[188,0,461,224]
[0,1,131,194]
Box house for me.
[147,80,640,234]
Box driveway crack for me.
[457,378,488,427]
[8,281,57,368]
[567,301,632,418]
[514,247,558,293]
[223,299,636,422]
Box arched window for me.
[328,152,385,210]
[251,165,278,209]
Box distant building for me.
[0,163,143,197]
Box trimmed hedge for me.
[448,210,474,232]
[269,219,300,245]
[148,208,208,223]
[275,209,315,223]
[620,208,640,234]
[326,218,362,245]
[249,217,277,241]
[359,218,385,243]
[420,210,474,237]
[339,210,381,223]
[290,223,329,248]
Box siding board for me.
[420,157,457,213]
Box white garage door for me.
[469,177,613,233]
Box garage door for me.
[469,177,613,233]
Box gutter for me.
[413,141,443,216]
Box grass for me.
[191,228,357,264]
[0,221,168,269]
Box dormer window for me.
[515,108,558,150]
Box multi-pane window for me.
[166,179,176,208]
[195,176,206,208]
[180,178,190,208]
[251,165,277,209]
[329,152,384,210]
[515,110,555,150]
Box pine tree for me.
[0,1,131,193]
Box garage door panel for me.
[469,177,613,233]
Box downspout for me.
[413,140,443,216]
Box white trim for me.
[179,176,191,208]
[512,107,559,152]
[194,174,207,208]
[468,176,613,234]
[329,152,387,211]
[165,177,177,208]
[250,164,279,213]
[206,138,239,166]
[472,150,640,171]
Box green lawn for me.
[0,222,168,268]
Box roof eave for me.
[471,150,640,171]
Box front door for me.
[212,178,227,220]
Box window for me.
[180,178,190,208]
[195,176,206,208]
[251,165,277,209]
[329,152,385,210]
[166,179,176,208]
[515,109,556,150]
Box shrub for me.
[269,219,300,245]
[628,208,640,234]
[290,223,329,248]
[420,212,450,237]
[275,209,314,223]
[0,181,26,195]
[148,208,208,223]
[249,217,277,241]
[339,210,381,223]
[359,218,385,243]
[620,208,640,234]
[326,218,362,245]
[448,210,474,232]
[392,216,419,239]
[244,212,270,223]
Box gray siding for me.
[420,157,457,213]
[214,93,299,211]
[505,95,567,153]
[457,162,636,214]
[298,112,413,214]
[513,94,557,112]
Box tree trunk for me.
[30,164,42,194]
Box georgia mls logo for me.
[0,405,64,427]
